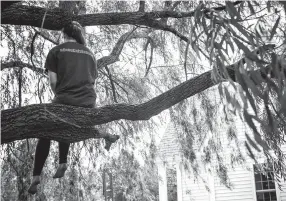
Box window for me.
[254,164,277,201]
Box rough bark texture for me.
[1,71,215,144]
[2,5,194,29]
[1,2,243,41]
[2,2,281,146]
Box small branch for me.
[97,29,152,69]
[33,29,59,45]
[104,66,118,103]
[184,41,190,81]
[1,61,46,75]
[164,1,172,10]
[18,68,22,107]
[138,1,145,12]
[144,38,154,77]
[171,1,181,10]
[142,19,189,42]
[30,32,39,70]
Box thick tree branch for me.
[2,2,243,45]
[1,1,21,12]
[1,61,46,75]
[2,2,243,30]
[3,56,282,144]
[1,70,215,144]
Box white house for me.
[157,87,286,201]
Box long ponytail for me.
[63,21,86,45]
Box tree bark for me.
[2,45,280,144]
[1,2,243,30]
[1,70,215,144]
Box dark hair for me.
[63,21,86,45]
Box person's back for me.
[28,21,97,195]
[47,41,97,107]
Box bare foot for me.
[53,163,67,178]
[28,176,40,194]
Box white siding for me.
[214,166,254,201]
[281,184,286,201]
[181,169,209,201]
[280,144,286,201]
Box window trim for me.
[253,164,280,201]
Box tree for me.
[1,0,286,198]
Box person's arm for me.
[94,57,98,79]
[44,49,57,95]
[48,71,57,95]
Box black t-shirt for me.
[45,42,97,108]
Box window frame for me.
[253,163,280,201]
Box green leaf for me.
[244,111,269,151]
[265,104,275,131]
[202,16,208,33]
[230,97,242,111]
[218,83,223,96]
[248,2,255,15]
[219,33,226,47]
[191,42,201,60]
[224,86,231,103]
[253,131,270,151]
[233,38,251,54]
[235,68,257,115]
[241,72,263,99]
[249,71,264,85]
[270,16,280,40]
[267,1,271,12]
[246,132,261,152]
[231,20,255,45]
[243,110,258,132]
[214,42,222,50]
[233,38,266,64]
[245,142,256,160]
[226,1,240,19]
[227,37,235,53]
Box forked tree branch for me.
[1,30,151,74]
[2,53,283,144]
